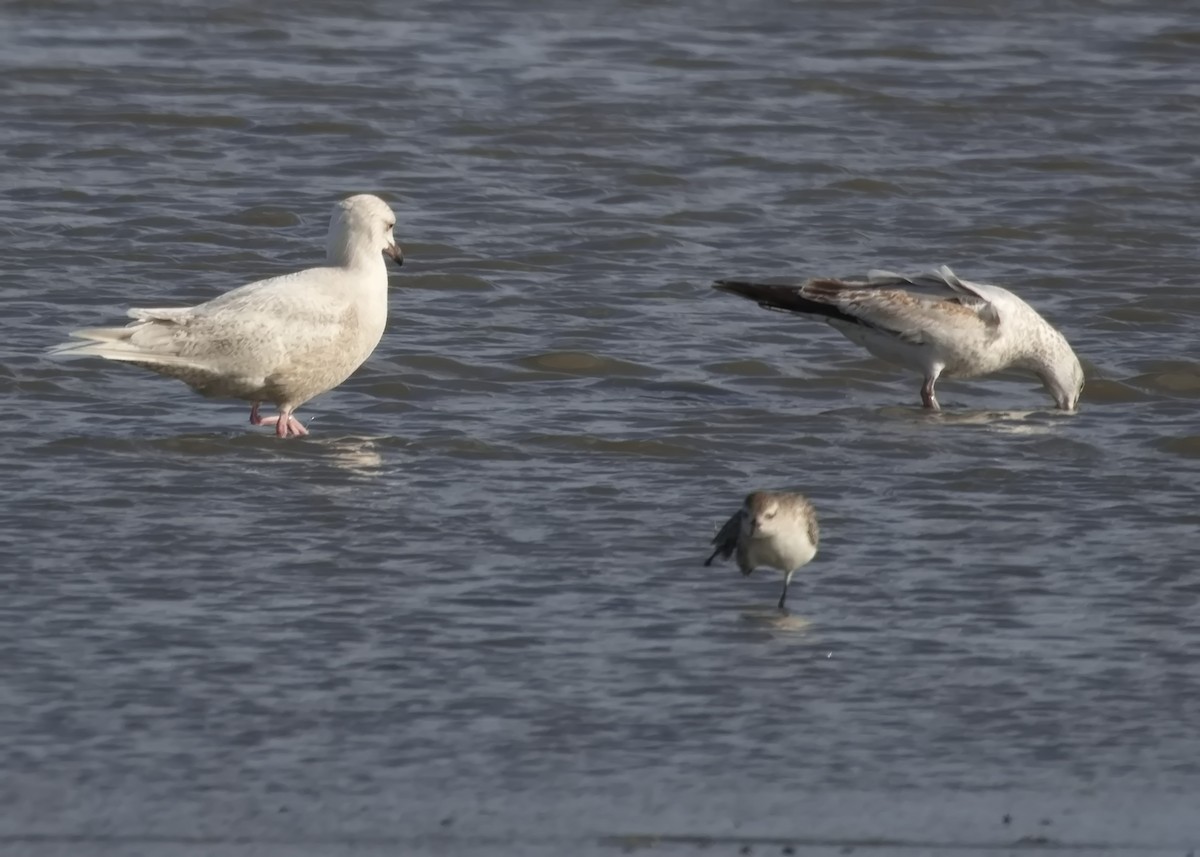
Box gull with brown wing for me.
[714,266,1084,411]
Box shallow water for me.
[2,0,1199,854]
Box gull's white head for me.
[327,193,402,269]
[1035,337,1085,412]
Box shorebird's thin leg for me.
[778,572,794,610]
[921,376,941,411]
[249,401,264,425]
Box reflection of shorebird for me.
[705,491,819,610]
[714,266,1084,411]
[50,195,404,437]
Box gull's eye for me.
[764,510,777,519]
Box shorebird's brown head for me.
[743,491,784,537]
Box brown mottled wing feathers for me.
[712,279,861,325]
[714,269,1000,338]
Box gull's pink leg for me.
[250,402,287,433]
[251,404,306,438]
[920,369,943,411]
[920,379,940,410]
[270,407,308,438]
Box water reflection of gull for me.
[933,408,1058,433]
[740,609,813,634]
[855,405,1065,434]
[315,437,384,474]
[892,408,1060,434]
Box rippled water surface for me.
[3,1,1200,854]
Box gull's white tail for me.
[48,320,206,370]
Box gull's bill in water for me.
[714,265,1084,412]
[49,194,405,438]
[706,490,819,610]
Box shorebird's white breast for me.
[745,529,817,574]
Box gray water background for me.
[2,1,1200,854]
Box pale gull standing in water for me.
[49,194,403,437]
[705,490,819,610]
[714,266,1084,411]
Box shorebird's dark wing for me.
[705,508,745,566]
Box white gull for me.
[714,265,1084,411]
[49,194,403,437]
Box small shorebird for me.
[49,194,404,437]
[705,490,819,610]
[713,266,1084,411]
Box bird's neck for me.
[1021,324,1073,373]
[327,234,381,271]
